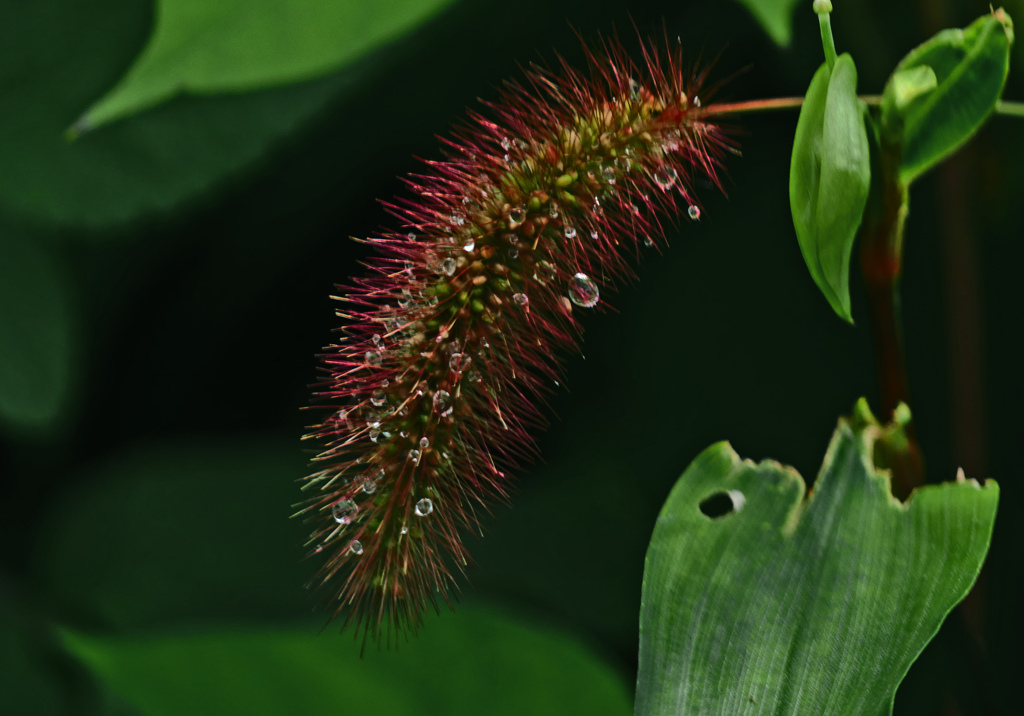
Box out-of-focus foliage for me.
[64,607,632,716]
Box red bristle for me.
[301,32,737,641]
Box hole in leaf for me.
[699,490,745,518]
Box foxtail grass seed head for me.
[301,33,736,641]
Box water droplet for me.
[442,258,457,276]
[569,273,600,308]
[602,166,616,184]
[415,498,434,516]
[564,226,577,240]
[370,390,387,407]
[332,499,358,524]
[369,424,382,442]
[654,167,679,191]
[693,95,701,107]
[408,449,421,464]
[513,292,529,307]
[451,213,465,226]
[433,390,452,414]
[508,208,525,227]
[467,368,482,383]
[501,136,512,151]
[644,236,654,247]
[365,350,382,367]
[315,544,324,553]
[362,477,378,494]
[508,246,519,259]
[463,240,475,252]
[372,334,382,345]
[549,204,559,219]
[349,540,364,555]
[688,204,701,221]
[400,525,409,535]
[408,233,417,241]
[590,230,598,241]
[419,437,430,448]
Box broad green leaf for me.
[0,230,73,431]
[76,0,457,132]
[0,1,359,229]
[63,607,632,716]
[635,403,998,716]
[732,0,800,46]
[34,436,312,630]
[885,10,1013,184]
[790,54,871,323]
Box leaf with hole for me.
[883,9,1013,184]
[790,54,871,324]
[635,401,998,715]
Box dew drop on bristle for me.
[332,499,358,524]
[365,350,382,367]
[371,334,382,345]
[590,230,598,241]
[362,477,378,494]
[569,273,600,308]
[688,204,701,221]
[433,390,452,414]
[549,204,559,219]
[400,525,409,535]
[419,437,430,448]
[602,166,616,184]
[463,240,475,252]
[415,498,434,517]
[654,167,679,191]
[693,95,702,107]
[628,78,641,100]
[513,292,529,307]
[500,136,512,151]
[350,540,364,555]
[564,226,577,240]
[408,449,421,464]
[508,208,525,227]
[442,258,456,276]
[370,390,386,407]
[451,214,465,226]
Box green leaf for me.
[76,0,457,132]
[732,0,800,46]
[63,607,632,716]
[884,10,1013,184]
[34,436,313,630]
[790,54,871,323]
[0,230,73,431]
[0,1,363,229]
[635,403,998,716]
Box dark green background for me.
[2,0,1021,713]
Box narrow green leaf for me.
[732,0,800,46]
[0,0,356,229]
[76,0,457,132]
[635,405,998,716]
[0,230,73,431]
[63,608,632,716]
[884,10,1013,184]
[790,54,871,323]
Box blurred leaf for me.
[0,597,63,716]
[885,10,1013,184]
[34,436,312,630]
[0,230,73,431]
[76,0,458,132]
[635,402,998,716]
[790,54,871,324]
[63,607,631,716]
[731,0,799,46]
[0,1,360,229]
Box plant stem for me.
[707,97,1024,118]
